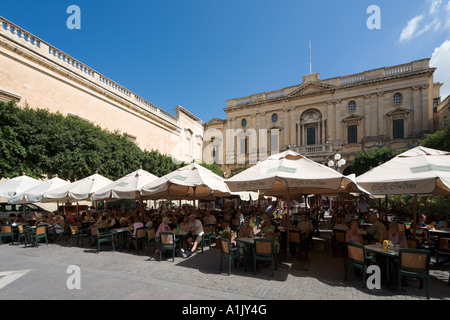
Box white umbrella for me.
[356,146,450,231]
[356,146,450,196]
[0,174,43,198]
[140,163,232,201]
[225,150,369,260]
[43,172,114,202]
[226,150,367,197]
[91,168,158,201]
[8,176,70,204]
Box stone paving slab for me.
[0,236,448,300]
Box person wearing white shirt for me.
[186,214,204,256]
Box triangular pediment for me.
[386,107,411,117]
[342,114,364,122]
[289,82,335,97]
[206,117,226,126]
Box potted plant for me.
[216,226,236,249]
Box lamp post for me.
[327,153,346,173]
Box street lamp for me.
[327,153,346,172]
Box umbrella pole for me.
[286,188,292,261]
[413,194,418,237]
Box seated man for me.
[367,214,386,243]
[186,214,204,256]
[297,213,314,240]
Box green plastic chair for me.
[219,237,247,276]
[344,242,374,288]
[288,229,309,260]
[0,225,14,245]
[69,224,86,247]
[398,249,431,299]
[147,229,157,255]
[29,225,48,247]
[89,226,114,253]
[128,227,148,255]
[200,225,214,253]
[16,224,28,247]
[253,238,278,277]
[332,229,347,257]
[158,232,178,262]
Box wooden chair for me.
[69,224,86,248]
[406,236,419,249]
[288,229,308,260]
[398,249,431,299]
[128,227,148,255]
[89,226,114,253]
[219,237,246,276]
[29,225,48,247]
[15,225,28,247]
[147,229,157,255]
[344,242,374,288]
[332,229,347,256]
[253,238,278,277]
[158,232,178,262]
[435,237,450,268]
[0,225,14,244]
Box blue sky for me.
[1,0,449,122]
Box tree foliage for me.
[351,147,407,176]
[421,126,450,152]
[0,101,184,181]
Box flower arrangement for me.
[218,226,236,240]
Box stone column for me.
[327,100,335,143]
[421,85,430,132]
[413,87,421,135]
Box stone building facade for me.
[0,17,204,165]
[205,59,443,177]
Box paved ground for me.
[0,221,448,301]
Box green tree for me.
[351,147,407,176]
[421,126,450,152]
[0,101,184,181]
[198,161,223,177]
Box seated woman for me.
[178,216,190,233]
[380,221,407,248]
[238,219,254,239]
[345,220,364,245]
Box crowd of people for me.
[3,197,449,255]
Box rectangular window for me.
[348,125,358,144]
[433,98,440,113]
[240,138,247,155]
[270,130,279,154]
[306,127,316,145]
[393,119,404,139]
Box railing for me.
[340,73,365,85]
[295,144,332,155]
[0,16,178,124]
[384,63,412,76]
[236,97,253,105]
[0,18,41,49]
[267,90,284,99]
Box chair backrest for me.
[220,238,230,254]
[406,237,419,249]
[439,238,450,251]
[232,219,240,226]
[147,229,155,239]
[398,223,406,233]
[160,232,174,245]
[18,225,24,233]
[346,242,365,263]
[70,224,79,234]
[399,249,430,271]
[210,225,216,234]
[36,226,46,235]
[135,227,147,239]
[254,238,274,255]
[1,225,12,233]
[203,225,211,233]
[335,229,346,243]
[222,221,230,229]
[288,230,301,243]
[90,226,99,237]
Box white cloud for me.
[399,15,424,42]
[429,0,443,14]
[430,40,450,99]
[399,1,450,42]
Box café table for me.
[428,229,450,267]
[365,244,400,290]
[111,227,129,251]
